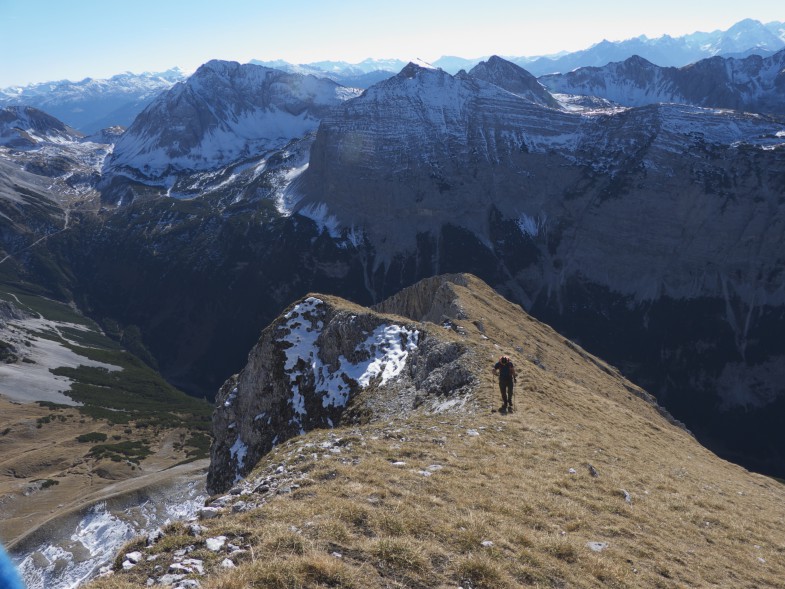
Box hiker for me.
[492,355,517,413]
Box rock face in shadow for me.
[208,293,475,493]
[539,50,785,114]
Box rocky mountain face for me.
[0,69,184,133]
[540,50,785,114]
[208,285,476,493]
[287,60,785,476]
[467,56,562,109]
[0,106,82,149]
[292,62,581,250]
[101,60,361,203]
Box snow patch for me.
[15,478,206,589]
[297,202,342,238]
[229,437,248,476]
[517,212,548,238]
[0,313,121,405]
[223,387,238,407]
[279,298,419,430]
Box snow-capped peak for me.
[104,61,361,182]
[0,105,82,148]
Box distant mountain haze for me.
[1,19,782,133]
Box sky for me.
[0,0,783,87]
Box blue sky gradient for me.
[0,0,782,86]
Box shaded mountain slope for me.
[540,50,785,114]
[87,274,785,589]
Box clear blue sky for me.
[0,0,782,87]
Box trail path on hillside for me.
[0,207,70,265]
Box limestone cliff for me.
[208,292,475,493]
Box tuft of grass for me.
[543,538,579,563]
[369,537,428,572]
[89,441,151,464]
[456,554,512,589]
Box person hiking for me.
[493,355,517,413]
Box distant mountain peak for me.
[0,105,82,148]
[103,60,360,187]
[396,60,442,80]
[539,49,785,115]
[623,54,655,66]
[469,56,561,108]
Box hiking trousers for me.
[499,377,514,408]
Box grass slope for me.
[88,275,785,589]
[0,286,212,546]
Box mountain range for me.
[517,18,785,76]
[3,22,785,587]
[0,69,185,134]
[1,42,784,494]
[1,18,782,134]
[253,18,785,80]
[541,50,785,114]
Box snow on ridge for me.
[279,297,419,432]
[229,437,248,482]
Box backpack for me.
[498,358,513,380]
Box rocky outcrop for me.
[208,294,476,493]
[373,274,470,323]
[468,56,561,109]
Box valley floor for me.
[0,395,208,549]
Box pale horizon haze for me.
[0,0,783,87]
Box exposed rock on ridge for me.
[468,56,562,109]
[208,292,476,493]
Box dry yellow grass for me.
[87,275,785,588]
